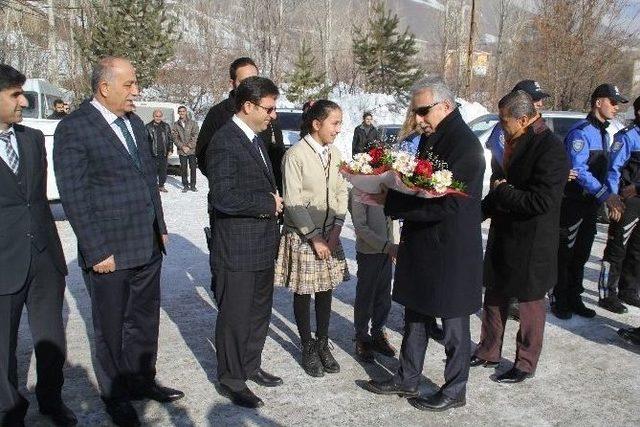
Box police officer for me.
[552,84,629,319]
[486,79,550,182]
[598,95,640,313]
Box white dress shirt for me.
[90,98,137,152]
[304,135,330,168]
[0,126,20,170]
[232,115,268,168]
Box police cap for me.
[512,80,550,101]
[591,83,629,104]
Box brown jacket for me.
[172,118,199,156]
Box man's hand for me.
[606,194,625,222]
[568,169,578,181]
[271,192,284,216]
[327,226,342,251]
[621,184,637,200]
[388,243,399,262]
[492,179,507,190]
[93,255,116,274]
[310,235,331,260]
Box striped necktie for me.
[114,117,141,169]
[0,130,19,174]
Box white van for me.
[22,79,67,120]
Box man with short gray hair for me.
[54,56,183,426]
[361,79,485,412]
[473,90,568,383]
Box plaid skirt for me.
[274,231,350,294]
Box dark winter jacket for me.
[482,123,569,301]
[384,109,485,318]
[352,123,382,155]
[145,120,173,157]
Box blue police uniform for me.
[599,121,640,305]
[486,122,506,182]
[554,113,612,311]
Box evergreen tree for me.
[286,39,330,104]
[78,0,178,89]
[352,1,422,99]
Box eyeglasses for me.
[251,102,276,114]
[413,102,440,117]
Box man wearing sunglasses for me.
[362,78,485,412]
[553,84,628,319]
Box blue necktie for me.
[114,117,141,169]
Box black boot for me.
[301,339,324,377]
[316,336,340,373]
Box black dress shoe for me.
[598,296,628,314]
[571,300,597,318]
[218,384,264,409]
[131,383,184,402]
[40,402,78,426]
[191,186,198,192]
[550,304,573,320]
[470,355,499,368]
[371,333,396,357]
[361,379,419,397]
[618,327,640,345]
[620,293,640,308]
[492,367,534,384]
[103,399,140,427]
[355,340,375,363]
[249,368,283,387]
[407,391,465,412]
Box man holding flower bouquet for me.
[360,79,485,412]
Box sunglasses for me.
[413,102,440,117]
[251,102,276,114]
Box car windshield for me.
[22,91,38,119]
[277,112,302,131]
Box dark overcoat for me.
[482,124,569,301]
[385,109,485,318]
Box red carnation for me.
[414,159,433,178]
[369,147,384,165]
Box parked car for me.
[277,108,303,148]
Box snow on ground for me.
[16,169,640,426]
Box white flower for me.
[431,169,453,193]
[353,153,372,164]
[392,151,417,177]
[360,164,373,174]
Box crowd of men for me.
[1,52,639,427]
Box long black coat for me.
[385,109,485,318]
[482,124,569,301]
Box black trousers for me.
[0,246,66,424]
[554,197,598,308]
[179,155,197,187]
[207,214,217,296]
[394,308,470,400]
[86,242,162,401]
[215,268,274,391]
[600,196,640,299]
[354,252,392,342]
[156,154,168,187]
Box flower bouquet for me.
[340,147,467,205]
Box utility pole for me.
[47,0,58,84]
[463,0,476,99]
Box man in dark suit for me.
[207,76,284,408]
[475,90,569,383]
[196,57,285,294]
[0,64,77,427]
[362,79,485,412]
[54,57,183,427]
